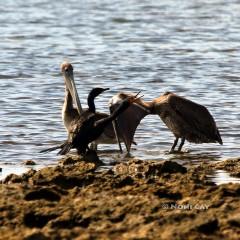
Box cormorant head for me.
[87,88,109,113]
[88,87,110,99]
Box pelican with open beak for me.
[109,91,222,153]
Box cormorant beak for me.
[63,70,82,114]
[103,88,110,92]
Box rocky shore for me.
[1,156,240,240]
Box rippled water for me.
[0,0,240,182]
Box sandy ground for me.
[0,155,240,240]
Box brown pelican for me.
[61,62,124,151]
[109,91,223,153]
[42,88,140,155]
[40,87,108,154]
[61,62,82,131]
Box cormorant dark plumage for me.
[41,88,139,155]
[59,90,138,155]
[41,87,108,154]
[60,62,129,151]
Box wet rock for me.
[154,188,182,200]
[24,187,61,201]
[52,174,95,189]
[50,214,91,229]
[109,212,126,223]
[30,161,97,187]
[211,157,240,177]
[24,211,58,228]
[59,151,103,167]
[227,213,240,227]
[74,161,99,173]
[1,157,240,239]
[113,176,134,188]
[59,155,83,165]
[160,161,187,174]
[23,160,36,165]
[195,218,219,234]
[23,231,49,240]
[3,173,22,184]
[216,184,240,198]
[114,159,187,178]
[22,169,37,182]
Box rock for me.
[22,169,37,182]
[23,231,49,240]
[154,188,182,200]
[3,173,22,183]
[113,160,187,178]
[160,161,187,174]
[211,157,240,177]
[1,157,240,239]
[195,218,219,234]
[113,176,134,188]
[23,160,36,165]
[59,155,85,165]
[227,213,240,227]
[24,187,61,201]
[23,211,58,228]
[59,152,103,167]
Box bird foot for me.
[83,149,103,164]
[124,152,132,158]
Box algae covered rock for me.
[113,159,187,178]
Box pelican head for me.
[61,62,82,114]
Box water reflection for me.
[208,170,240,185]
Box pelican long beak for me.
[64,71,83,114]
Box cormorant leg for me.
[83,149,100,163]
[170,138,179,153]
[177,138,185,152]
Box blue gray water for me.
[0,0,239,183]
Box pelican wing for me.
[110,102,149,152]
[167,94,222,144]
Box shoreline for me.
[1,156,240,239]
